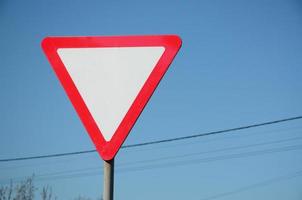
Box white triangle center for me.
[57,47,165,141]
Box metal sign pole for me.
[103,159,114,200]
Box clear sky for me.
[1,0,302,199]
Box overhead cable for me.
[1,115,301,162]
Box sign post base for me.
[103,159,114,200]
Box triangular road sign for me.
[41,35,182,160]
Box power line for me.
[200,169,302,200]
[0,150,96,163]
[0,134,299,181]
[119,135,302,166]
[6,136,301,175]
[117,144,302,173]
[119,125,302,154]
[1,115,302,162]
[122,116,302,148]
[1,126,301,171]
[1,142,301,184]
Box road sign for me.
[41,35,182,160]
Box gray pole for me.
[103,159,114,200]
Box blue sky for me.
[1,0,302,199]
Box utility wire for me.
[1,142,301,184]
[200,169,302,200]
[1,126,301,171]
[0,134,300,179]
[117,144,302,173]
[1,115,302,162]
[8,136,302,178]
[119,135,302,166]
[123,116,302,148]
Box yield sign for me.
[42,35,182,160]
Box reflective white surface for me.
[57,47,165,141]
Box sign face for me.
[42,35,182,160]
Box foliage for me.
[0,176,57,200]
[0,177,101,200]
[0,176,37,200]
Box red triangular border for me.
[41,35,182,160]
